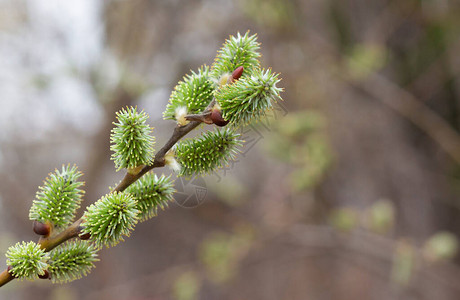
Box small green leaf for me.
[125,173,176,222]
[6,241,48,280]
[48,241,99,283]
[110,107,155,172]
[81,192,139,248]
[29,164,84,229]
[175,128,242,176]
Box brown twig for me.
[185,111,213,124]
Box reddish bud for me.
[33,221,51,236]
[210,109,229,127]
[79,232,91,240]
[7,266,17,278]
[231,66,244,82]
[38,270,50,279]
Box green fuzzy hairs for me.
[163,65,215,121]
[110,107,155,173]
[125,173,176,222]
[47,241,99,283]
[6,241,48,280]
[210,31,261,81]
[216,68,283,126]
[175,128,242,176]
[81,192,139,248]
[29,164,85,229]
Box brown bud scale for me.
[231,66,244,82]
[33,221,51,236]
[79,232,91,240]
[38,270,50,279]
[211,109,229,127]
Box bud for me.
[231,66,244,82]
[79,232,91,240]
[33,220,51,236]
[38,270,50,279]
[7,265,16,277]
[210,109,229,127]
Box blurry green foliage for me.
[173,271,201,300]
[329,207,358,232]
[365,200,395,234]
[199,225,254,284]
[238,0,295,29]
[208,177,247,207]
[329,200,396,234]
[266,111,333,191]
[328,0,353,50]
[423,231,459,262]
[346,43,387,80]
[391,240,415,286]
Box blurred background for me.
[1,0,460,299]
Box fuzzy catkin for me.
[5,241,48,280]
[110,107,155,171]
[29,164,84,229]
[81,192,139,248]
[48,241,99,283]
[210,31,261,81]
[216,68,283,126]
[175,128,242,176]
[163,65,215,121]
[125,173,175,222]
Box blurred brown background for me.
[1,0,460,299]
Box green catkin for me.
[216,68,283,126]
[47,241,99,283]
[110,107,155,171]
[81,192,139,248]
[5,241,48,280]
[29,164,84,229]
[210,31,261,81]
[163,65,215,121]
[125,173,176,222]
[175,128,243,176]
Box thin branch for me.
[0,270,13,287]
[185,111,213,124]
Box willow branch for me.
[0,100,216,288]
